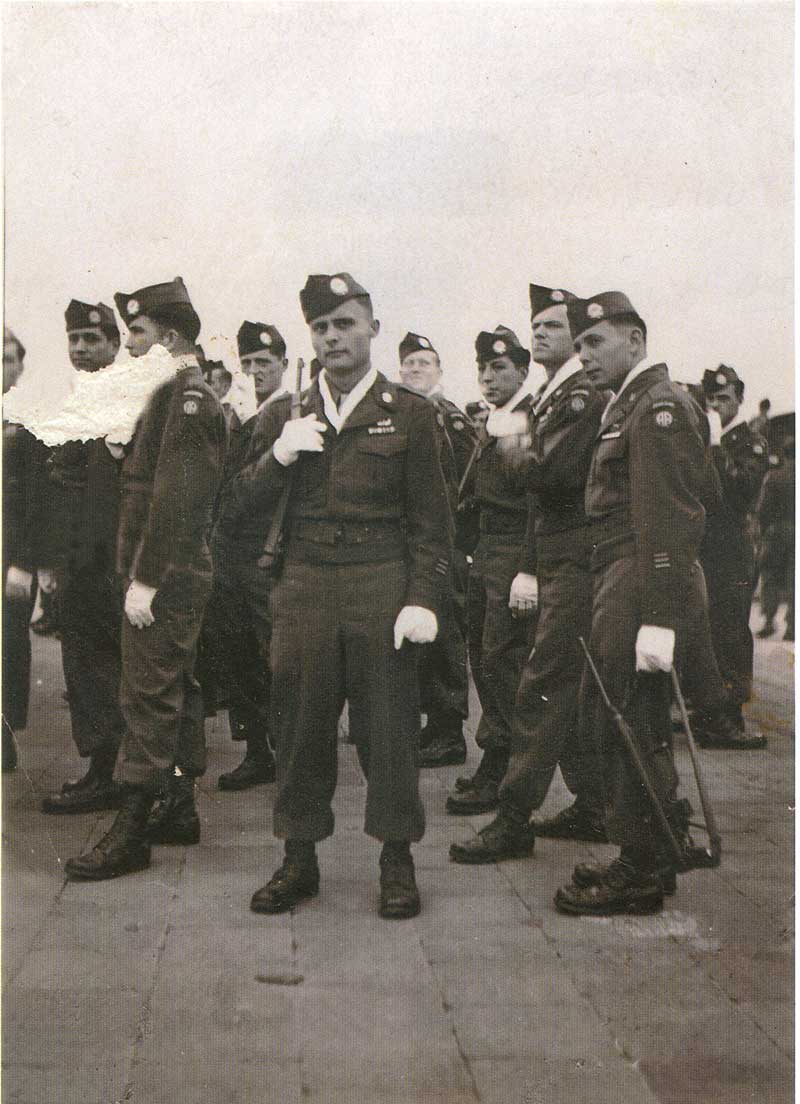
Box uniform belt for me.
[290,518,405,547]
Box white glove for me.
[37,568,58,594]
[508,572,538,613]
[706,409,723,447]
[5,566,33,601]
[485,409,529,438]
[273,414,327,466]
[125,579,157,629]
[226,372,259,424]
[106,441,125,460]
[635,625,676,673]
[393,606,438,649]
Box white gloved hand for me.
[37,568,58,594]
[105,440,125,459]
[226,372,259,423]
[635,625,676,672]
[393,606,438,649]
[5,566,33,601]
[485,409,529,438]
[125,579,157,629]
[273,414,327,466]
[706,408,723,447]
[508,572,538,613]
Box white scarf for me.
[318,366,378,433]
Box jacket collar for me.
[601,362,669,429]
[300,371,399,432]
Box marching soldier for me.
[227,273,451,919]
[39,301,128,813]
[208,321,288,790]
[65,277,226,879]
[397,331,476,766]
[451,284,606,864]
[554,292,717,915]
[447,326,538,816]
[699,364,769,748]
[757,436,794,642]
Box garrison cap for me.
[399,332,438,362]
[238,321,286,359]
[567,291,646,340]
[529,284,577,320]
[475,325,531,369]
[114,277,194,326]
[65,299,119,338]
[702,363,744,399]
[299,273,371,323]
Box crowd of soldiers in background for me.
[1,275,795,920]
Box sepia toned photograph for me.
[2,2,793,1101]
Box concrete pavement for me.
[2,624,794,1103]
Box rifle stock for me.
[257,358,305,574]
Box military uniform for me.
[757,450,794,640]
[229,367,451,843]
[700,372,769,712]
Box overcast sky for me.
[3,1,794,416]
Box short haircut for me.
[146,303,202,343]
[206,365,232,387]
[4,329,26,361]
[760,398,771,411]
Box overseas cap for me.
[399,332,437,362]
[702,363,744,398]
[238,321,286,359]
[567,291,646,340]
[65,299,119,338]
[475,325,531,369]
[299,273,370,323]
[114,276,194,326]
[529,284,577,320]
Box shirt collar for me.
[602,355,658,421]
[533,356,583,414]
[722,409,749,436]
[319,366,378,433]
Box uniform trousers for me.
[701,530,756,705]
[115,568,211,791]
[270,558,425,843]
[203,553,272,746]
[500,532,599,814]
[417,550,469,721]
[760,523,794,634]
[2,567,36,730]
[467,536,537,755]
[57,564,126,758]
[579,552,704,850]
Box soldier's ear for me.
[370,318,380,338]
[160,327,180,352]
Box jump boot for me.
[64,787,152,880]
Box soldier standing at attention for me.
[397,331,476,768]
[451,284,606,864]
[446,326,538,817]
[39,301,127,814]
[209,321,289,790]
[65,278,226,879]
[554,292,715,916]
[228,273,451,920]
[698,364,769,748]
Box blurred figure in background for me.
[757,436,794,642]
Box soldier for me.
[699,364,769,748]
[65,277,226,879]
[2,329,45,772]
[554,292,716,915]
[757,436,794,642]
[397,331,476,766]
[451,284,606,864]
[227,273,451,919]
[447,326,538,817]
[38,301,128,813]
[208,321,288,790]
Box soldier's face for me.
[400,350,441,396]
[309,299,379,387]
[706,384,740,428]
[125,315,166,358]
[477,356,526,406]
[67,327,118,372]
[531,305,573,370]
[574,321,632,391]
[240,351,285,403]
[3,340,24,393]
[208,368,230,400]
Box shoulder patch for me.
[570,395,586,413]
[654,409,674,428]
[183,398,199,416]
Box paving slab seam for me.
[118,848,189,1102]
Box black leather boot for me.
[555,848,664,916]
[449,801,536,864]
[65,788,152,880]
[250,841,320,914]
[531,799,607,841]
[146,774,201,845]
[42,745,122,814]
[379,842,420,919]
[218,739,276,790]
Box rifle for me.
[579,638,721,872]
[257,358,304,575]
